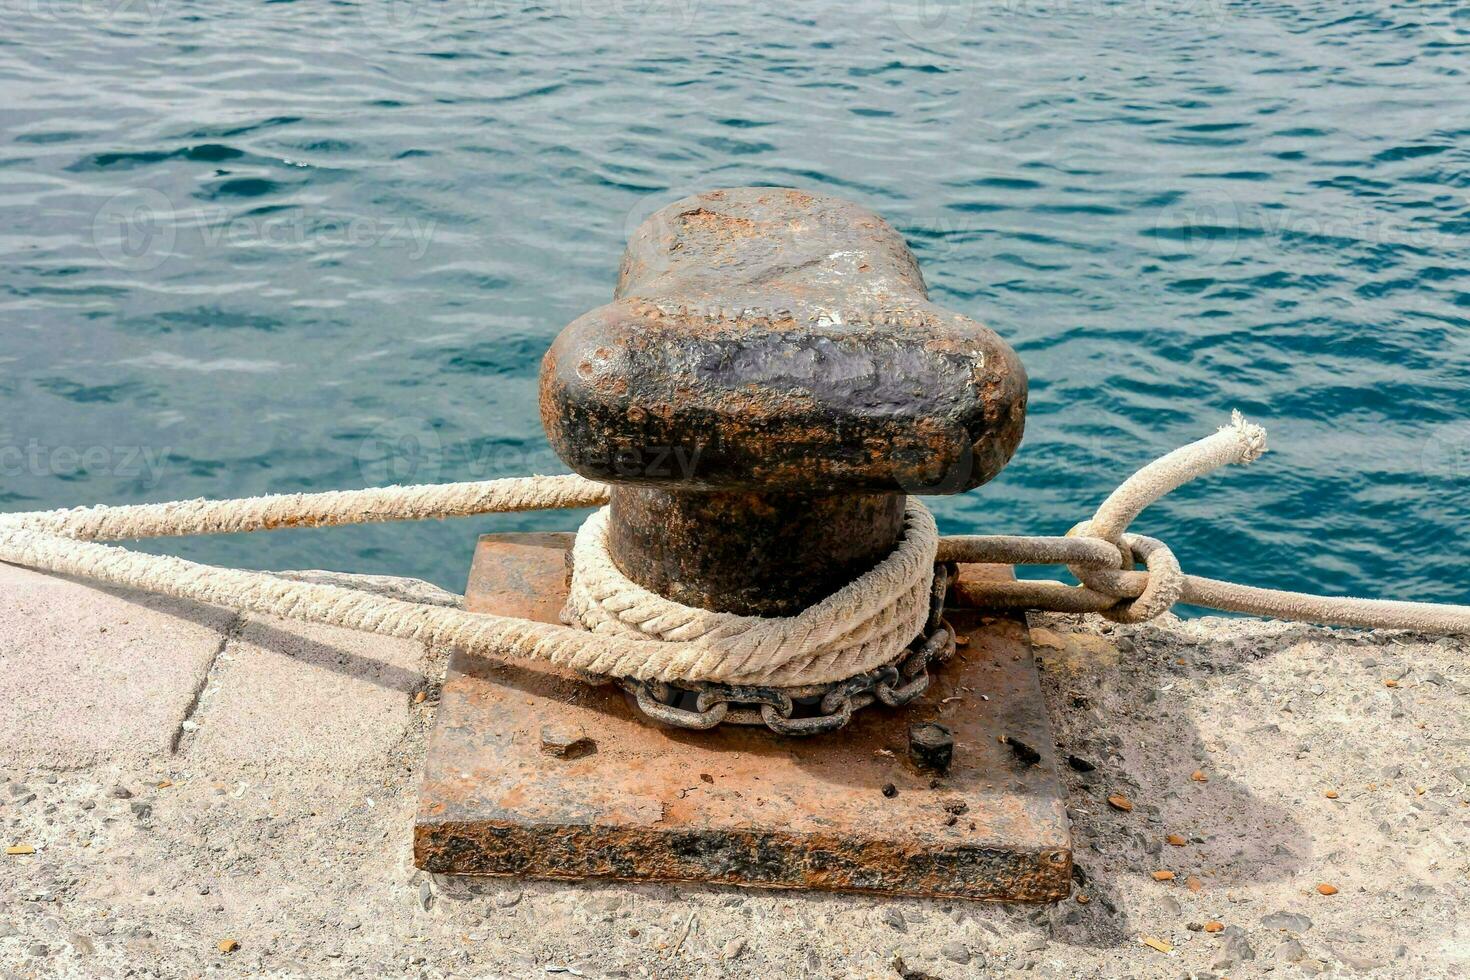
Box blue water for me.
[1,2,1467,605]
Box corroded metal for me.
[613,622,953,736]
[540,187,1027,615]
[607,487,905,615]
[413,534,1071,902]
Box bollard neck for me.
[606,487,906,617]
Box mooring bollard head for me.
[540,188,1027,615]
[542,187,1026,495]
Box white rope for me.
[2,411,1468,693]
[942,412,1470,633]
[0,474,610,540]
[0,482,935,687]
[565,501,935,686]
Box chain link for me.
[598,562,956,736]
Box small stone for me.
[1276,939,1307,962]
[1260,912,1312,934]
[1324,790,1339,799]
[1166,833,1186,846]
[1191,770,1208,782]
[881,782,898,798]
[1334,949,1387,971]
[723,937,745,959]
[130,801,152,819]
[418,881,433,910]
[1066,755,1096,772]
[1106,794,1134,812]
[539,725,595,760]
[5,845,36,856]
[1160,896,1181,916]
[908,722,953,774]
[28,943,48,957]
[880,907,905,931]
[217,939,240,954]
[1141,936,1172,954]
[1216,925,1255,965]
[1151,870,1175,881]
[940,941,971,964]
[107,786,133,800]
[1316,883,1338,896]
[1186,922,1204,932]
[493,890,522,909]
[1204,921,1224,933]
[1186,876,1203,893]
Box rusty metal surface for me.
[537,187,1028,615]
[415,534,1071,903]
[540,187,1028,495]
[608,486,906,617]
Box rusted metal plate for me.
[414,534,1071,902]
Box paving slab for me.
[0,561,236,768]
[186,613,429,771]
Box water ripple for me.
[0,0,1466,601]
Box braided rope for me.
[1,411,1468,695]
[941,412,1470,632]
[0,482,936,687]
[0,474,610,540]
[565,502,935,686]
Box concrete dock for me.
[0,560,1464,977]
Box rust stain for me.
[415,537,1072,902]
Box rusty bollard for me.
[541,187,1027,617]
[418,189,1072,901]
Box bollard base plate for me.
[413,533,1072,902]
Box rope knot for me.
[1066,521,1186,624]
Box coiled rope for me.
[1,412,1467,689]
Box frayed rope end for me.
[1223,409,1268,463]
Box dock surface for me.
[0,561,1464,977]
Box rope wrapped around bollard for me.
[2,412,1469,696]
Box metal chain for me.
[592,562,958,736]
